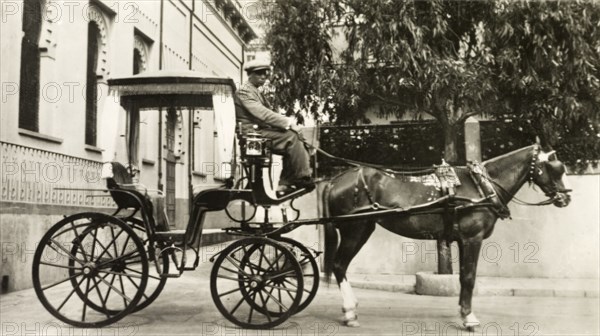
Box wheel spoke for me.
[96,273,133,303]
[70,222,88,263]
[124,266,160,281]
[121,271,149,301]
[257,290,272,322]
[98,270,145,279]
[47,239,85,266]
[56,276,86,312]
[39,261,81,270]
[97,250,141,268]
[260,287,288,311]
[247,290,258,324]
[217,274,250,282]
[119,234,132,257]
[41,272,84,291]
[117,268,127,308]
[103,273,117,305]
[229,287,252,316]
[262,283,297,293]
[218,265,244,276]
[94,229,125,262]
[268,269,297,280]
[90,227,99,260]
[81,277,91,322]
[224,255,252,278]
[258,245,276,272]
[89,236,115,260]
[91,276,111,318]
[218,285,249,298]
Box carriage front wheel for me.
[210,237,304,329]
[32,212,148,328]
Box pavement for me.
[1,243,599,336]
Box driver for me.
[234,59,314,193]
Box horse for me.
[322,144,572,329]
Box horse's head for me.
[530,148,572,207]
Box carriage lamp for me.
[246,139,263,156]
[245,132,264,157]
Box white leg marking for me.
[340,279,357,310]
[462,312,480,327]
[340,279,359,327]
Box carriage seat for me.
[103,162,169,230]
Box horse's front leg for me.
[458,238,483,330]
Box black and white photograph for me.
[1,0,598,335]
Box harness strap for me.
[351,167,387,212]
[469,162,512,219]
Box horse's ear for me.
[535,136,541,145]
[538,150,557,162]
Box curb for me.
[322,274,600,298]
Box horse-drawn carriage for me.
[31,72,572,330]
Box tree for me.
[260,0,600,273]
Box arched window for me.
[85,21,100,146]
[133,48,143,75]
[19,0,43,131]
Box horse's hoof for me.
[465,326,475,332]
[461,312,480,329]
[343,319,360,327]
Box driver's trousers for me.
[255,128,312,185]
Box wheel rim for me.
[210,238,304,329]
[32,213,148,328]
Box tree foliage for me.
[260,0,600,165]
[488,1,600,169]
[259,0,341,120]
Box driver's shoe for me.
[276,184,296,197]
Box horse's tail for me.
[322,182,338,283]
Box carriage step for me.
[154,230,186,243]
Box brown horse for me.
[323,144,571,328]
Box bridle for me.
[485,145,571,207]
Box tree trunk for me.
[443,123,459,164]
[437,122,459,274]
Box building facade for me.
[0,0,257,292]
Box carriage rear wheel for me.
[210,237,304,329]
[32,213,148,328]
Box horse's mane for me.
[482,145,535,167]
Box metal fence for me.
[317,121,465,177]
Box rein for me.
[303,139,436,175]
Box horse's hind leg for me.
[457,238,483,330]
[333,221,376,327]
